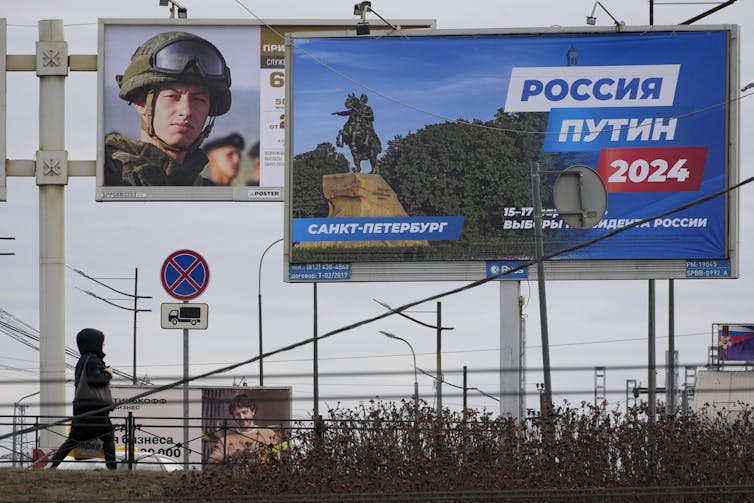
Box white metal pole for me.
[38,19,67,451]
[499,281,522,418]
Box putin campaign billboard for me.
[285,25,739,282]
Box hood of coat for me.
[76,328,106,359]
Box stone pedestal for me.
[297,173,428,249]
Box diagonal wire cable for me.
[2,172,749,442]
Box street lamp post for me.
[12,391,40,468]
[258,238,283,387]
[373,300,453,415]
[380,331,419,412]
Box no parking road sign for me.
[161,249,210,300]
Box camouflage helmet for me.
[116,31,232,116]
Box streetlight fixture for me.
[159,0,188,18]
[380,331,419,411]
[353,1,401,35]
[586,1,625,26]
[257,238,283,387]
[374,299,453,413]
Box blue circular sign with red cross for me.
[161,249,210,300]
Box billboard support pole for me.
[499,281,523,418]
[436,301,442,415]
[132,267,138,385]
[313,283,319,420]
[37,19,68,452]
[668,280,676,413]
[531,161,553,412]
[182,320,189,469]
[648,280,656,419]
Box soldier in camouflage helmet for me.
[104,31,232,186]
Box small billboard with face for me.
[285,25,739,282]
[96,19,434,202]
[110,385,292,470]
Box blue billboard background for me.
[290,29,731,262]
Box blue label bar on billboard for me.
[289,263,351,281]
[293,216,464,242]
[685,259,731,278]
[486,261,529,280]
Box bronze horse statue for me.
[333,93,382,174]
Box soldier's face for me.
[207,145,241,185]
[140,82,211,148]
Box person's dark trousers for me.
[48,431,117,470]
[48,437,78,468]
[102,430,117,469]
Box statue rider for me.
[332,93,382,171]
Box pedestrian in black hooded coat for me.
[48,328,117,469]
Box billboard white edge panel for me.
[0,19,6,201]
[284,25,740,282]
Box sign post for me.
[161,249,210,469]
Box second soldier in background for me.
[201,133,245,186]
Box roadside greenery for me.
[164,400,754,501]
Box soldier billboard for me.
[285,25,740,282]
[96,19,434,202]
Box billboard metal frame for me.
[95,18,434,202]
[284,25,740,282]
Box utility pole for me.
[69,266,152,384]
[436,301,442,414]
[531,161,553,412]
[132,267,138,384]
[313,283,319,420]
[373,299,452,415]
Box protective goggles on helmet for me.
[151,38,228,80]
